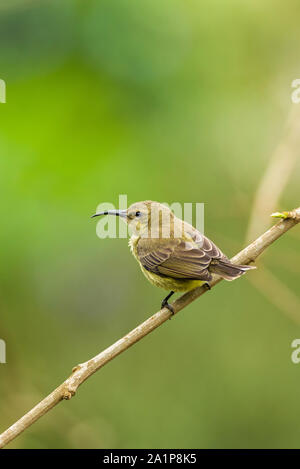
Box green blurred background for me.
[0,0,300,449]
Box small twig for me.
[245,107,300,242]
[0,208,299,448]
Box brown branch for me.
[0,207,299,448]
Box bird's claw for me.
[161,291,175,317]
[161,300,175,316]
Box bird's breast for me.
[128,235,140,258]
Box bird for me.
[92,201,255,314]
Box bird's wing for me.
[137,236,225,281]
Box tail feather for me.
[209,260,256,281]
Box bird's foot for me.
[161,291,175,317]
[204,282,211,291]
[161,299,175,316]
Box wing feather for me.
[137,233,227,281]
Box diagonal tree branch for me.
[0,207,299,448]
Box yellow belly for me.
[139,263,204,292]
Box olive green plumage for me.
[92,200,255,311]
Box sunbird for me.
[92,201,255,313]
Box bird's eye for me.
[135,211,141,217]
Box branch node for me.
[72,364,82,373]
[290,208,300,220]
[271,211,289,219]
[271,209,300,220]
[62,389,75,400]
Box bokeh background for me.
[0,0,300,449]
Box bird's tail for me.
[209,259,256,281]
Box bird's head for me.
[91,201,175,237]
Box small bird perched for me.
[92,201,255,313]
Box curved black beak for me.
[91,209,127,219]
